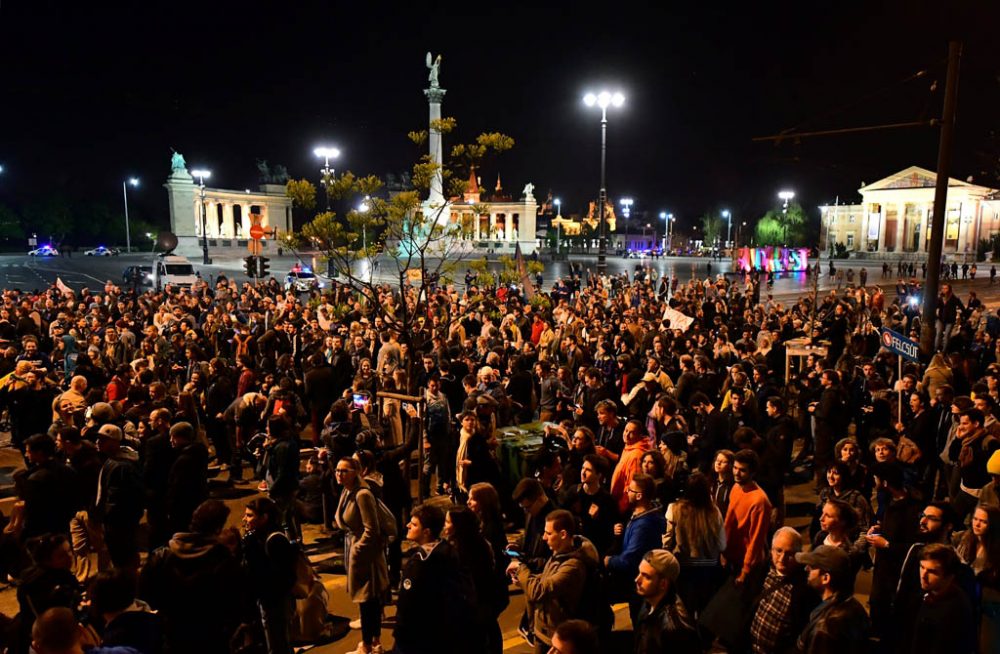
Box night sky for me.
[0,0,996,236]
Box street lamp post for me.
[313,146,341,211]
[778,190,795,244]
[554,198,562,257]
[122,177,139,253]
[192,169,212,264]
[722,210,732,251]
[583,90,625,276]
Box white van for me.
[152,255,198,290]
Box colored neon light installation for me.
[735,247,810,272]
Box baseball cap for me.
[89,402,116,424]
[795,545,849,575]
[96,424,123,441]
[644,549,680,583]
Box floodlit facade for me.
[820,166,1000,260]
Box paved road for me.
[6,252,1000,309]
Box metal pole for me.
[200,181,210,265]
[122,181,132,253]
[920,41,963,357]
[727,214,732,251]
[597,108,608,275]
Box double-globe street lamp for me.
[660,212,674,253]
[314,146,341,211]
[583,90,625,275]
[553,198,562,256]
[192,169,212,264]
[122,177,139,253]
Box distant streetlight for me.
[583,90,625,274]
[122,177,139,253]
[778,190,795,243]
[660,212,674,253]
[721,209,732,250]
[192,169,212,264]
[314,146,341,211]
[553,198,563,257]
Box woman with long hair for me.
[663,472,726,617]
[335,457,389,654]
[444,507,506,654]
[657,430,690,488]
[467,482,508,574]
[955,504,1000,651]
[640,449,675,508]
[710,449,736,516]
[561,426,597,489]
[811,498,867,575]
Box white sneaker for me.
[349,617,362,630]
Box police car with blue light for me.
[284,265,322,292]
[84,245,119,256]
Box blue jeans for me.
[934,320,953,352]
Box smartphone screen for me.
[353,393,371,410]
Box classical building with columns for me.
[164,163,293,258]
[431,172,538,253]
[820,165,1000,260]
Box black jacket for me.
[393,540,475,654]
[165,442,208,534]
[21,459,79,539]
[633,588,700,654]
[139,531,245,654]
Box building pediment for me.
[860,165,995,194]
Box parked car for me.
[122,265,153,285]
[284,267,322,292]
[28,245,59,257]
[85,246,119,256]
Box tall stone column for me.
[222,203,234,237]
[424,86,447,208]
[896,202,906,252]
[192,199,201,236]
[505,214,512,242]
[208,201,220,237]
[918,205,929,252]
[877,207,888,253]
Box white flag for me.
[55,277,74,296]
[662,306,694,332]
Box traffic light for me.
[243,256,256,277]
[257,256,270,278]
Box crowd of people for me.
[0,260,997,654]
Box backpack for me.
[426,399,450,437]
[359,488,398,544]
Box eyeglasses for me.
[919,513,942,522]
[626,488,640,495]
